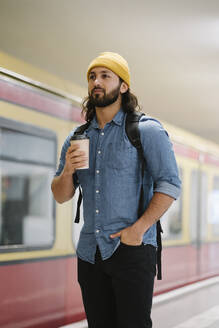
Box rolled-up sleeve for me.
[139,117,181,199]
[55,131,79,189]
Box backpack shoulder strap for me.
[73,121,90,224]
[125,111,163,280]
[74,121,90,135]
[125,111,146,219]
[125,111,145,161]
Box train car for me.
[155,122,219,294]
[0,50,219,327]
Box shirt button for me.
[96,170,100,174]
[101,132,104,136]
[98,150,101,154]
[96,229,100,233]
[96,209,99,214]
[96,190,99,193]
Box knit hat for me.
[87,52,130,87]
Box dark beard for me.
[89,84,121,108]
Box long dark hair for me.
[81,78,141,123]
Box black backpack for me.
[74,111,163,280]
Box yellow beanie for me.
[87,52,130,87]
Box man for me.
[51,52,181,328]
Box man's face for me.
[88,67,122,107]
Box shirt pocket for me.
[106,141,137,169]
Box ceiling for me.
[0,0,219,144]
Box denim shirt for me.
[55,109,181,263]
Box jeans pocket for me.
[120,241,144,248]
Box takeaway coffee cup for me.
[70,134,89,169]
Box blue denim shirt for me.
[55,109,181,263]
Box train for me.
[0,50,219,327]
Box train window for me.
[160,167,183,241]
[208,176,219,237]
[0,129,55,165]
[0,120,56,250]
[190,169,208,242]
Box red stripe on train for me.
[173,142,219,166]
[0,78,85,123]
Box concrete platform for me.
[152,276,219,328]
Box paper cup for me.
[70,134,89,169]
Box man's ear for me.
[120,82,129,94]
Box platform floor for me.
[152,276,219,328]
[62,276,219,328]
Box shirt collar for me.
[90,108,125,129]
[112,108,125,126]
[90,116,99,129]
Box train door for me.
[206,173,219,275]
[189,156,209,279]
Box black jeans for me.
[77,243,156,328]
